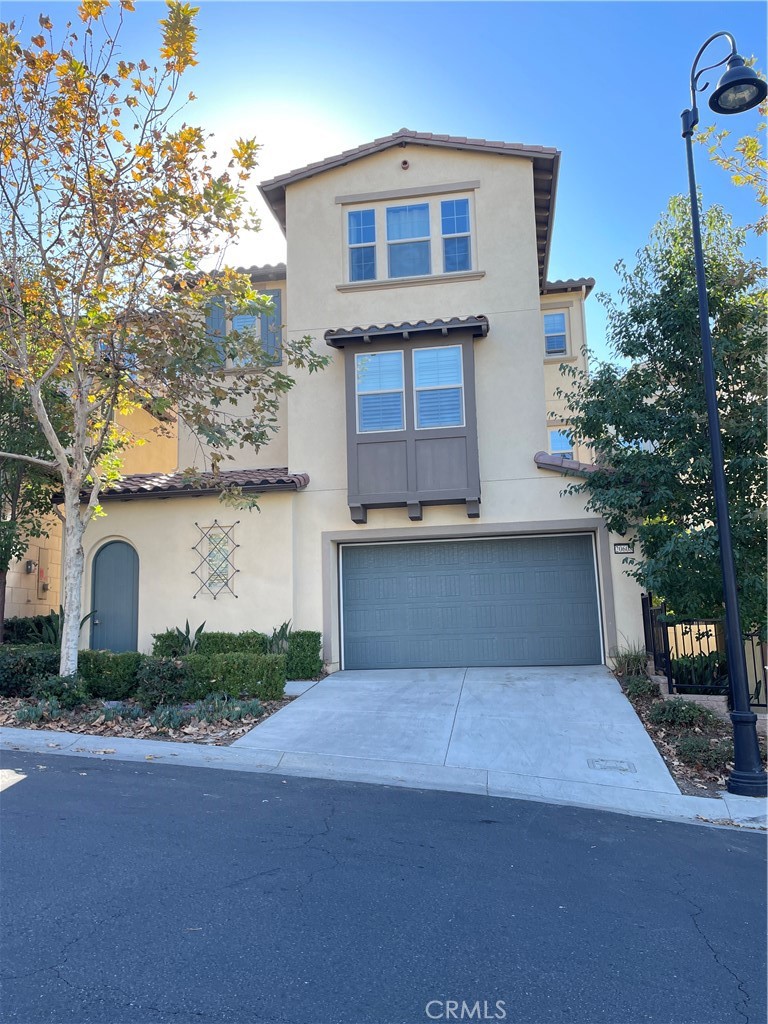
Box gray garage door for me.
[341,536,602,669]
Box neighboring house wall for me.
[5,514,62,619]
[542,290,589,463]
[118,408,178,474]
[176,277,290,472]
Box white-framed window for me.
[413,346,464,429]
[441,198,471,273]
[348,209,376,282]
[387,203,431,278]
[543,311,568,355]
[344,193,474,283]
[549,427,574,460]
[355,350,405,433]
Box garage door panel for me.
[342,536,602,669]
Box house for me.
[77,128,644,670]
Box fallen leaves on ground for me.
[0,697,294,746]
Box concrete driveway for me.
[235,666,684,815]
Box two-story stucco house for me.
[79,129,643,670]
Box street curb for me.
[2,725,766,830]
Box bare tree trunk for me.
[0,569,6,645]
[59,490,86,677]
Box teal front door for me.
[90,541,139,652]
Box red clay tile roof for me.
[325,315,489,347]
[258,128,560,286]
[534,451,598,476]
[100,468,309,500]
[542,278,595,296]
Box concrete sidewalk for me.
[1,666,765,829]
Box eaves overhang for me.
[259,128,559,289]
[325,315,489,349]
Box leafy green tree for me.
[0,386,59,642]
[557,196,767,635]
[0,1,326,674]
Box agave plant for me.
[267,620,292,655]
[34,606,97,647]
[173,619,206,655]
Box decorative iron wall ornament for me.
[192,520,240,599]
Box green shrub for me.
[611,643,649,677]
[203,652,286,700]
[134,657,191,710]
[675,735,734,771]
[670,652,728,695]
[151,629,268,658]
[266,620,292,655]
[78,651,147,700]
[624,676,662,702]
[191,693,264,723]
[16,697,64,723]
[647,698,720,733]
[3,613,57,645]
[286,630,322,679]
[31,675,91,709]
[0,645,61,697]
[149,704,194,730]
[197,631,268,656]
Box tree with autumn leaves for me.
[0,1,326,674]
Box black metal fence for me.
[641,593,767,708]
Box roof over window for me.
[325,315,489,348]
[259,128,560,288]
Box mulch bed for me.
[0,696,295,747]
[618,681,767,798]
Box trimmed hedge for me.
[151,629,268,658]
[0,645,61,697]
[78,651,147,701]
[2,613,57,646]
[285,631,322,680]
[151,627,321,679]
[134,652,286,708]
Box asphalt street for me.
[0,752,765,1024]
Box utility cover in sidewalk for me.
[588,758,637,773]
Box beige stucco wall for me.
[71,142,644,666]
[117,408,178,475]
[81,492,295,653]
[274,142,642,668]
[5,514,62,619]
[541,291,589,463]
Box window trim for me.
[412,345,466,430]
[548,426,574,460]
[543,309,569,357]
[354,349,406,434]
[343,192,476,285]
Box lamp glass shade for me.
[709,60,767,114]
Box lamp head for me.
[709,55,767,114]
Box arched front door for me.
[90,541,139,652]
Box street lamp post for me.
[681,32,767,797]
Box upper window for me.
[205,289,283,365]
[543,312,567,355]
[549,428,574,460]
[413,346,464,429]
[387,204,431,278]
[355,351,404,433]
[441,199,471,273]
[348,210,376,282]
[345,194,473,283]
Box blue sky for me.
[5,0,766,358]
